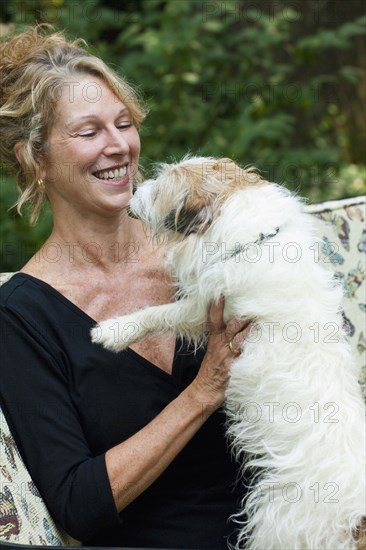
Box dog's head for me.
[129,156,264,237]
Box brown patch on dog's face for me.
[155,162,214,235]
[163,204,213,235]
[178,159,266,233]
[156,157,267,235]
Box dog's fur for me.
[91,156,366,550]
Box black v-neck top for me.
[0,273,243,548]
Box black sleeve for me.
[0,305,122,541]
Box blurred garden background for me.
[0,0,365,271]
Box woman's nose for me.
[103,127,129,156]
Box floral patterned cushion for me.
[305,196,365,400]
[0,410,80,545]
[0,196,365,545]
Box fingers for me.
[192,297,252,408]
[208,295,226,334]
[226,317,251,343]
[208,296,252,355]
[226,318,252,355]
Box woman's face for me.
[39,75,141,220]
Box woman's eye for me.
[117,122,133,130]
[76,122,133,137]
[79,131,97,138]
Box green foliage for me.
[0,170,53,272]
[1,0,365,271]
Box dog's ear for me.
[212,158,264,189]
[164,203,213,235]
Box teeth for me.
[95,166,127,180]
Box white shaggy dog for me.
[91,157,366,550]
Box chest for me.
[58,269,178,374]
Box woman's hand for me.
[189,296,251,411]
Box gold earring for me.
[37,178,45,191]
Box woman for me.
[0,25,249,548]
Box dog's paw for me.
[90,317,140,352]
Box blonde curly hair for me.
[0,24,147,225]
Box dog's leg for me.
[91,298,208,352]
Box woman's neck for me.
[23,211,157,276]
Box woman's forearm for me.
[105,382,217,512]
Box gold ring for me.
[228,339,241,356]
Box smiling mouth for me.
[93,166,128,182]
